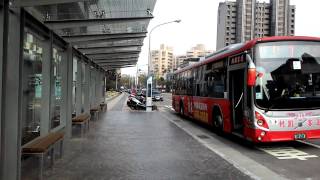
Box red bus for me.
[172,36,320,143]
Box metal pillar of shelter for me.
[1,1,22,179]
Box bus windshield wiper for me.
[264,95,285,113]
[264,103,274,113]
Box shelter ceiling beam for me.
[77,44,143,50]
[79,46,140,54]
[93,56,139,61]
[91,54,140,60]
[12,0,90,7]
[85,50,140,55]
[62,32,146,43]
[95,58,138,64]
[70,36,146,45]
[45,16,153,29]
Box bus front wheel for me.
[180,103,184,116]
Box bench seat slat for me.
[72,113,90,123]
[90,107,99,111]
[23,132,64,153]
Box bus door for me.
[228,54,247,132]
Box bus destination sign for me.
[229,54,246,66]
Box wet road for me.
[44,93,250,180]
[158,93,320,180]
[38,92,320,179]
[104,93,320,179]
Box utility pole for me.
[115,75,118,90]
[136,64,139,89]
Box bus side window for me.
[214,69,225,98]
[207,68,225,98]
[199,65,207,97]
[196,84,200,96]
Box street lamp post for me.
[147,19,181,76]
[146,20,181,112]
[135,64,147,89]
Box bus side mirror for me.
[246,54,256,87]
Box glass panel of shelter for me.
[101,73,106,103]
[84,63,90,112]
[81,62,86,112]
[50,46,63,129]
[75,60,82,115]
[95,70,100,105]
[72,56,78,117]
[21,30,45,145]
[73,57,90,115]
[90,67,96,108]
[73,56,88,115]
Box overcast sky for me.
[122,0,320,75]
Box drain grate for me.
[197,134,210,139]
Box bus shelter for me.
[0,0,156,179]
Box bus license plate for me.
[294,133,306,140]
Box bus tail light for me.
[255,111,269,130]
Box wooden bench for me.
[22,132,64,180]
[90,106,100,121]
[72,113,90,137]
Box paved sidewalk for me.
[105,91,121,102]
[43,97,250,180]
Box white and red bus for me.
[172,36,320,143]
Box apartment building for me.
[174,55,187,70]
[217,0,295,49]
[173,44,213,70]
[186,44,213,58]
[151,44,174,78]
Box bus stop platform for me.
[37,95,250,179]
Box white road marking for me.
[259,147,318,160]
[164,105,175,111]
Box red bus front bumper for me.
[245,128,320,143]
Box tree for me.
[119,74,132,89]
[165,80,172,92]
[105,80,116,91]
[156,76,166,88]
[138,74,147,89]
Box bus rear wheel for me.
[213,113,223,134]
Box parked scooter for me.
[127,95,146,110]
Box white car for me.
[152,91,163,101]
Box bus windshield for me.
[254,41,320,110]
